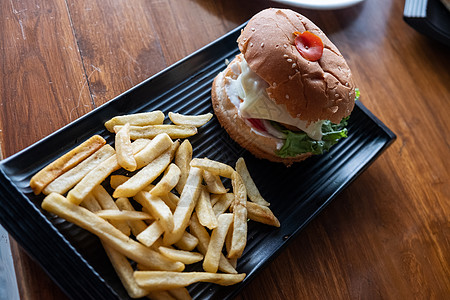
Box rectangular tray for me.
[0,24,396,300]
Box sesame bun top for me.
[237,8,355,124]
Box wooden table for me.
[1,0,449,299]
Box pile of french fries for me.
[30,110,280,299]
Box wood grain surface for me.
[1,0,449,299]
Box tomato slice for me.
[294,31,324,62]
[247,118,266,132]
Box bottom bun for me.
[211,58,312,165]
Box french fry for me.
[41,193,184,271]
[136,220,165,247]
[160,192,179,212]
[173,231,198,251]
[150,164,181,197]
[115,197,148,236]
[163,167,203,245]
[195,187,218,230]
[93,185,130,236]
[169,140,180,161]
[228,171,247,259]
[95,210,153,221]
[110,175,129,189]
[115,123,137,172]
[190,158,234,179]
[113,149,172,198]
[235,157,270,206]
[134,191,174,233]
[210,194,221,206]
[81,195,149,298]
[146,290,176,300]
[79,193,102,211]
[168,112,213,127]
[32,110,282,299]
[158,246,203,265]
[168,288,191,300]
[212,193,234,217]
[134,271,246,291]
[203,213,234,273]
[203,170,227,194]
[230,201,280,227]
[114,125,197,140]
[43,144,115,195]
[134,133,173,169]
[104,111,165,132]
[228,257,238,269]
[174,140,192,194]
[30,135,106,194]
[103,244,150,298]
[67,139,149,205]
[189,213,237,274]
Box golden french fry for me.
[103,244,150,298]
[170,140,180,161]
[110,175,130,190]
[150,164,181,197]
[213,193,234,217]
[190,158,234,179]
[158,246,203,265]
[146,290,176,300]
[95,210,153,221]
[163,167,203,245]
[174,140,192,194]
[203,213,234,273]
[67,139,149,205]
[231,201,280,227]
[210,194,221,206]
[115,197,148,236]
[113,149,172,198]
[168,288,192,300]
[203,170,227,194]
[30,135,106,195]
[43,144,115,195]
[93,185,130,236]
[115,123,137,172]
[195,187,218,230]
[81,195,149,298]
[212,193,234,217]
[134,133,173,169]
[134,271,246,291]
[228,257,237,269]
[160,192,179,212]
[79,193,101,211]
[235,157,270,206]
[136,220,165,247]
[114,124,197,140]
[168,112,213,127]
[134,191,174,232]
[149,237,165,251]
[173,231,198,251]
[104,111,165,132]
[228,171,247,259]
[189,213,237,274]
[41,193,184,271]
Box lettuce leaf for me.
[274,117,349,158]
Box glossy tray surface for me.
[0,24,395,300]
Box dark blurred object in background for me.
[404,0,450,47]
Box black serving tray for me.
[0,23,395,300]
[404,0,450,47]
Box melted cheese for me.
[224,58,324,141]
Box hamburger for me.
[211,8,357,165]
